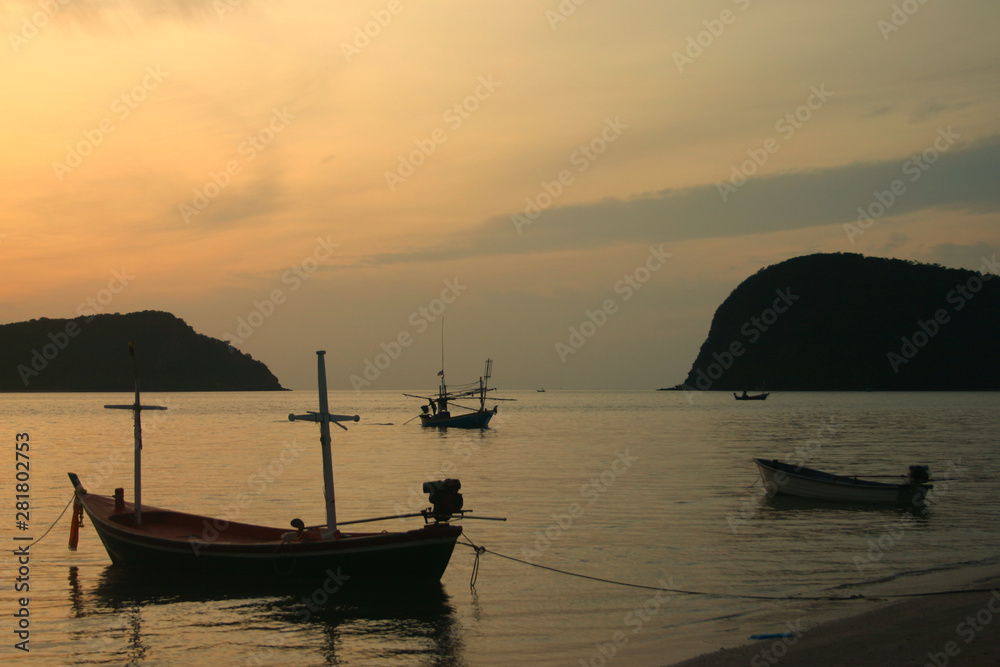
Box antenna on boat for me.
[288,350,359,539]
[104,343,167,527]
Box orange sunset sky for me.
[2,0,998,389]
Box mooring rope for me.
[458,535,999,602]
[469,542,486,591]
[24,494,76,547]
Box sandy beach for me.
[669,578,1000,667]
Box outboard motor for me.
[423,478,463,520]
[907,465,930,485]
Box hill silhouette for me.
[681,253,1000,391]
[0,311,284,391]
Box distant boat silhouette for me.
[734,389,769,401]
[405,359,507,428]
[402,323,511,428]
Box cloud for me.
[365,135,1000,266]
[174,165,287,230]
[4,0,252,32]
[927,241,999,273]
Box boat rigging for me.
[67,346,504,585]
[404,358,515,428]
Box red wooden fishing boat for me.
[68,347,497,585]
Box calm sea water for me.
[3,390,999,666]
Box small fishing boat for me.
[734,390,769,401]
[752,458,933,506]
[405,358,511,428]
[68,346,500,584]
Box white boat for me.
[752,458,933,506]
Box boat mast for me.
[480,358,492,411]
[104,344,166,527]
[438,319,448,412]
[440,318,446,395]
[288,351,359,539]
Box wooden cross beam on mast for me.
[288,351,359,539]
[103,343,167,527]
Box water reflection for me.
[762,494,933,517]
[68,566,85,615]
[72,566,467,665]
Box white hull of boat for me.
[753,458,932,506]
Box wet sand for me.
[669,580,1000,666]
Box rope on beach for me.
[458,536,998,602]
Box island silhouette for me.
[680,252,999,391]
[0,310,284,391]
